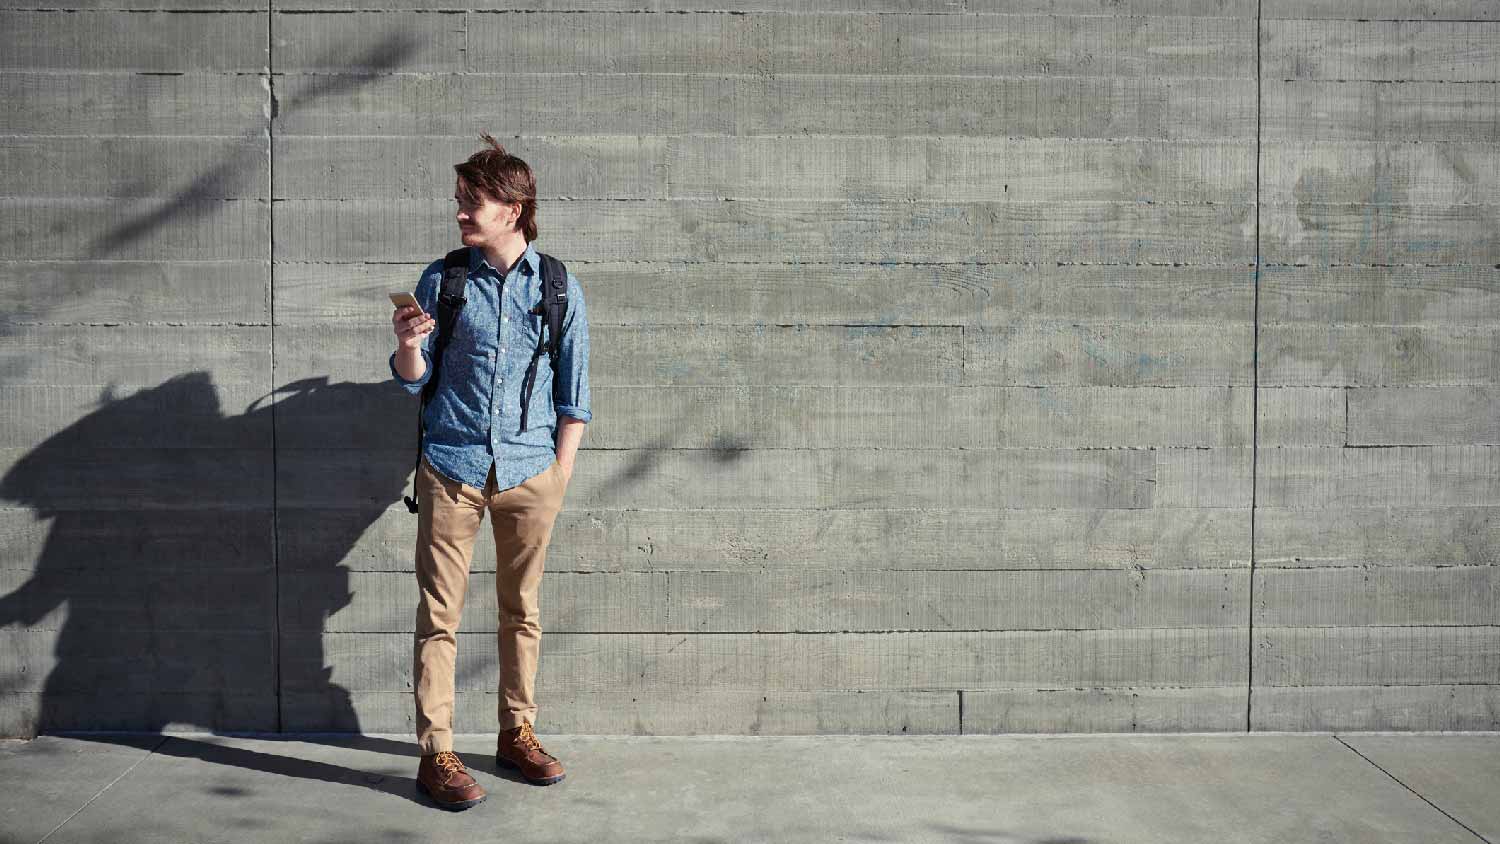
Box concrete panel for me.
[278,506,1251,573]
[1261,202,1500,265]
[1263,79,1500,141]
[0,734,164,841]
[1256,445,1500,508]
[272,136,1254,203]
[1258,266,1500,324]
[0,72,267,135]
[0,198,270,261]
[1343,734,1500,842]
[0,327,270,386]
[278,384,1253,449]
[276,261,1254,326]
[1,629,276,693]
[273,135,668,200]
[269,9,463,74]
[284,688,962,735]
[290,628,1248,691]
[667,137,1255,202]
[0,261,269,324]
[1349,386,1500,445]
[274,74,1256,139]
[577,386,1254,449]
[1256,387,1345,446]
[0,692,277,734]
[1261,142,1500,206]
[1254,566,1500,626]
[451,13,1255,77]
[0,508,273,572]
[0,0,261,7]
[1264,20,1500,81]
[1256,505,1500,567]
[0,10,265,71]
[1260,325,1500,386]
[1254,626,1500,686]
[272,198,1255,264]
[1252,684,1500,731]
[279,447,1159,510]
[1152,447,1253,508]
[962,685,1247,733]
[284,568,1247,632]
[0,382,272,448]
[0,136,268,198]
[273,0,1258,16]
[0,567,274,631]
[1263,0,1500,20]
[963,323,1254,386]
[0,448,274,510]
[279,323,962,386]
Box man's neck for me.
[481,237,528,275]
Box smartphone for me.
[389,291,424,316]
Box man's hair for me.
[453,133,538,242]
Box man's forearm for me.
[555,416,585,476]
[394,345,427,382]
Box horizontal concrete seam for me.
[1274,78,1500,84]
[265,260,1261,267]
[0,133,1262,141]
[341,566,1254,574]
[330,627,1269,634]
[261,197,1247,205]
[259,70,1257,80]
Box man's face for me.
[454,179,520,246]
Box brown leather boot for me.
[416,750,487,810]
[495,721,565,785]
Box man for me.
[389,133,591,809]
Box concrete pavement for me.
[3,732,1497,844]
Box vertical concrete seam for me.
[1333,736,1495,844]
[267,0,282,734]
[35,736,170,843]
[957,689,964,734]
[1246,0,1262,735]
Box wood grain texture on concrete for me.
[2,1,1495,739]
[1255,6,1500,731]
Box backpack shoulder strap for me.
[404,247,470,514]
[419,247,471,406]
[537,252,569,364]
[518,251,571,433]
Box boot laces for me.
[432,750,465,779]
[518,722,553,758]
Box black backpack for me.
[403,245,571,514]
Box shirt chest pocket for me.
[516,299,546,350]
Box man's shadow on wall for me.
[0,371,443,801]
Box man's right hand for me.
[393,305,435,349]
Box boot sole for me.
[495,754,566,785]
[416,778,487,810]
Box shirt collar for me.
[469,241,537,278]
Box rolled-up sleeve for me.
[388,260,443,395]
[553,271,592,423]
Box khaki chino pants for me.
[413,454,568,754]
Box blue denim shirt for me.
[389,241,591,491]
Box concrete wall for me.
[0,0,1494,737]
